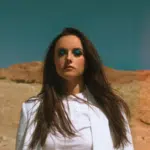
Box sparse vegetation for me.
[0,77,6,80]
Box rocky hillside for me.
[0,61,150,84]
[0,61,150,150]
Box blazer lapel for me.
[89,106,114,150]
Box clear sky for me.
[0,0,150,70]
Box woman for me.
[16,27,134,150]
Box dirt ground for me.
[0,79,150,150]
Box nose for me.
[66,51,73,61]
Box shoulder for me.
[22,96,42,114]
[25,96,40,103]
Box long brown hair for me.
[28,27,131,149]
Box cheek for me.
[76,57,85,69]
[55,57,65,70]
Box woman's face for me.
[54,35,86,81]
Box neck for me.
[65,78,85,95]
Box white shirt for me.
[16,87,134,150]
[43,89,93,150]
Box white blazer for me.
[15,98,134,150]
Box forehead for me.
[55,35,83,50]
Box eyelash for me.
[58,49,83,57]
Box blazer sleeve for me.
[15,103,28,150]
[122,111,135,150]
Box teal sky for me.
[0,0,150,70]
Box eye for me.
[58,48,67,57]
[73,48,83,57]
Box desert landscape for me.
[0,61,150,150]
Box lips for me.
[64,65,75,69]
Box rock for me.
[0,61,43,83]
[1,62,150,84]
[0,61,150,150]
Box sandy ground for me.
[0,80,41,150]
[0,79,150,150]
